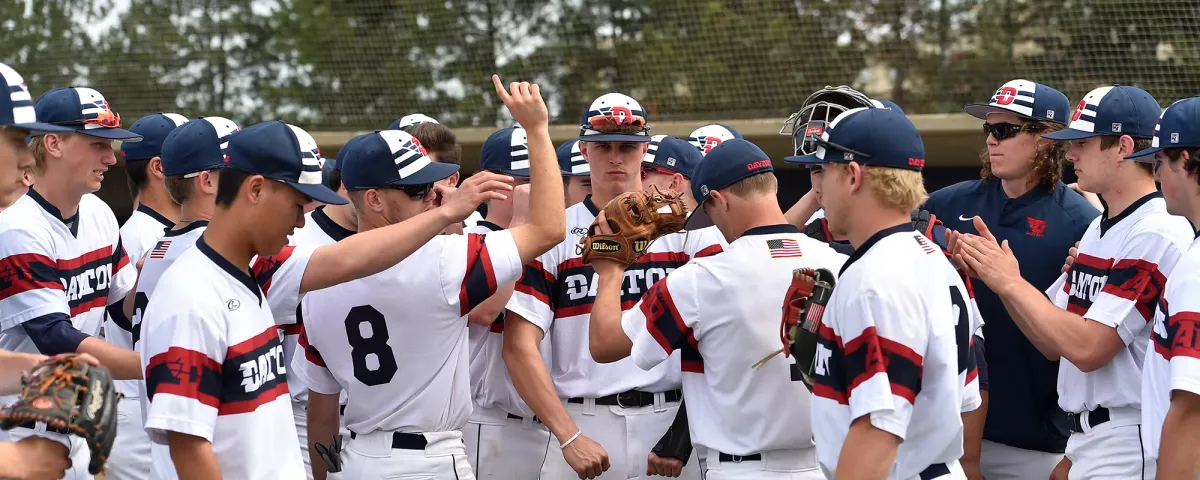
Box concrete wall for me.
[100,113,994,222]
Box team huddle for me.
[1,56,1200,480]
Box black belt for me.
[1067,406,1110,433]
[348,431,428,450]
[507,413,542,424]
[919,463,950,480]
[718,453,762,463]
[339,405,346,416]
[567,389,682,407]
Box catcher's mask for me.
[780,86,878,160]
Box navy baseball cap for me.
[964,79,1070,125]
[557,140,589,177]
[33,87,143,141]
[1128,97,1200,159]
[687,124,743,156]
[121,113,190,161]
[787,107,926,171]
[480,127,531,177]
[1042,85,1161,142]
[224,121,345,205]
[388,113,439,131]
[0,63,73,134]
[338,129,458,190]
[578,93,651,143]
[643,135,702,178]
[684,139,775,231]
[161,117,241,177]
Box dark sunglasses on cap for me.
[586,113,648,134]
[381,183,433,200]
[983,122,1041,141]
[640,164,674,178]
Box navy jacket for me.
[924,179,1099,453]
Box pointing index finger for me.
[492,74,511,102]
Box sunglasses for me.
[395,183,433,200]
[586,113,648,134]
[983,122,1040,141]
[640,164,674,178]
[52,109,123,129]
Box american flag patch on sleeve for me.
[149,240,171,259]
[767,238,803,258]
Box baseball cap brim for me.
[498,167,531,177]
[6,121,75,134]
[76,127,145,142]
[1126,145,1164,160]
[578,133,652,143]
[1041,128,1102,141]
[783,153,829,165]
[286,181,348,205]
[963,104,1028,121]
[683,206,714,231]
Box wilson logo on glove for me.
[579,187,688,265]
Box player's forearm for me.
[1159,391,1200,479]
[589,270,632,363]
[76,337,143,380]
[961,390,987,479]
[996,282,1121,370]
[307,391,341,480]
[513,125,565,263]
[835,416,900,480]
[784,190,820,229]
[0,350,43,395]
[301,207,456,293]
[467,282,516,327]
[168,432,223,480]
[502,323,578,443]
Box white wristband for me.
[559,430,582,449]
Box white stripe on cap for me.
[163,113,189,127]
[378,129,433,179]
[643,134,667,163]
[74,87,111,131]
[288,124,326,185]
[1067,86,1114,133]
[509,127,529,170]
[0,63,36,124]
[205,117,241,154]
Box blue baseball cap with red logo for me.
[579,93,651,143]
[787,107,926,171]
[1042,85,1160,143]
[161,117,241,177]
[338,129,458,190]
[687,124,743,156]
[964,79,1070,125]
[33,87,143,141]
[684,139,775,230]
[0,63,73,134]
[224,121,345,205]
[643,135,702,179]
[1127,97,1200,160]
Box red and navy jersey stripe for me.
[0,252,62,300]
[460,233,499,316]
[251,246,295,295]
[515,259,556,308]
[1102,258,1167,322]
[147,327,289,415]
[1156,296,1200,361]
[1063,253,1114,315]
[812,325,924,405]
[146,347,224,409]
[298,324,326,367]
[641,280,688,353]
[552,252,690,318]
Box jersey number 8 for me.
[344,305,399,386]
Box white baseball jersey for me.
[1143,234,1200,462]
[507,196,725,399]
[107,204,174,398]
[292,230,524,434]
[0,191,135,355]
[272,206,352,404]
[811,225,975,479]
[1047,193,1192,413]
[141,237,308,479]
[622,224,846,455]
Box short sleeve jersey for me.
[622,224,846,456]
[141,236,307,479]
[1142,234,1200,462]
[1047,193,1193,413]
[506,196,725,399]
[0,191,135,354]
[292,231,524,434]
[107,204,174,397]
[811,225,972,479]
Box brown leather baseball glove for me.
[0,354,120,475]
[579,187,688,265]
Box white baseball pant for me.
[294,400,313,478]
[701,447,823,480]
[342,430,474,480]
[149,443,178,480]
[1064,407,1154,480]
[978,440,1064,480]
[462,405,553,479]
[8,424,93,480]
[462,404,507,475]
[106,396,152,480]
[539,396,702,480]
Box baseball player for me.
[139,119,505,479]
[923,79,1101,480]
[409,121,464,192]
[952,85,1194,479]
[587,138,846,479]
[686,123,742,156]
[504,92,723,480]
[1136,96,1200,479]
[558,140,592,205]
[105,112,190,480]
[291,76,562,480]
[0,64,74,207]
[641,135,702,211]
[790,106,977,479]
[0,85,144,479]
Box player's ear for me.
[148,157,165,179]
[43,133,64,159]
[364,189,387,213]
[846,162,864,192]
[1119,134,1136,158]
[244,175,268,204]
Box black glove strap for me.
[651,398,693,463]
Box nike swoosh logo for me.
[959,215,973,221]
